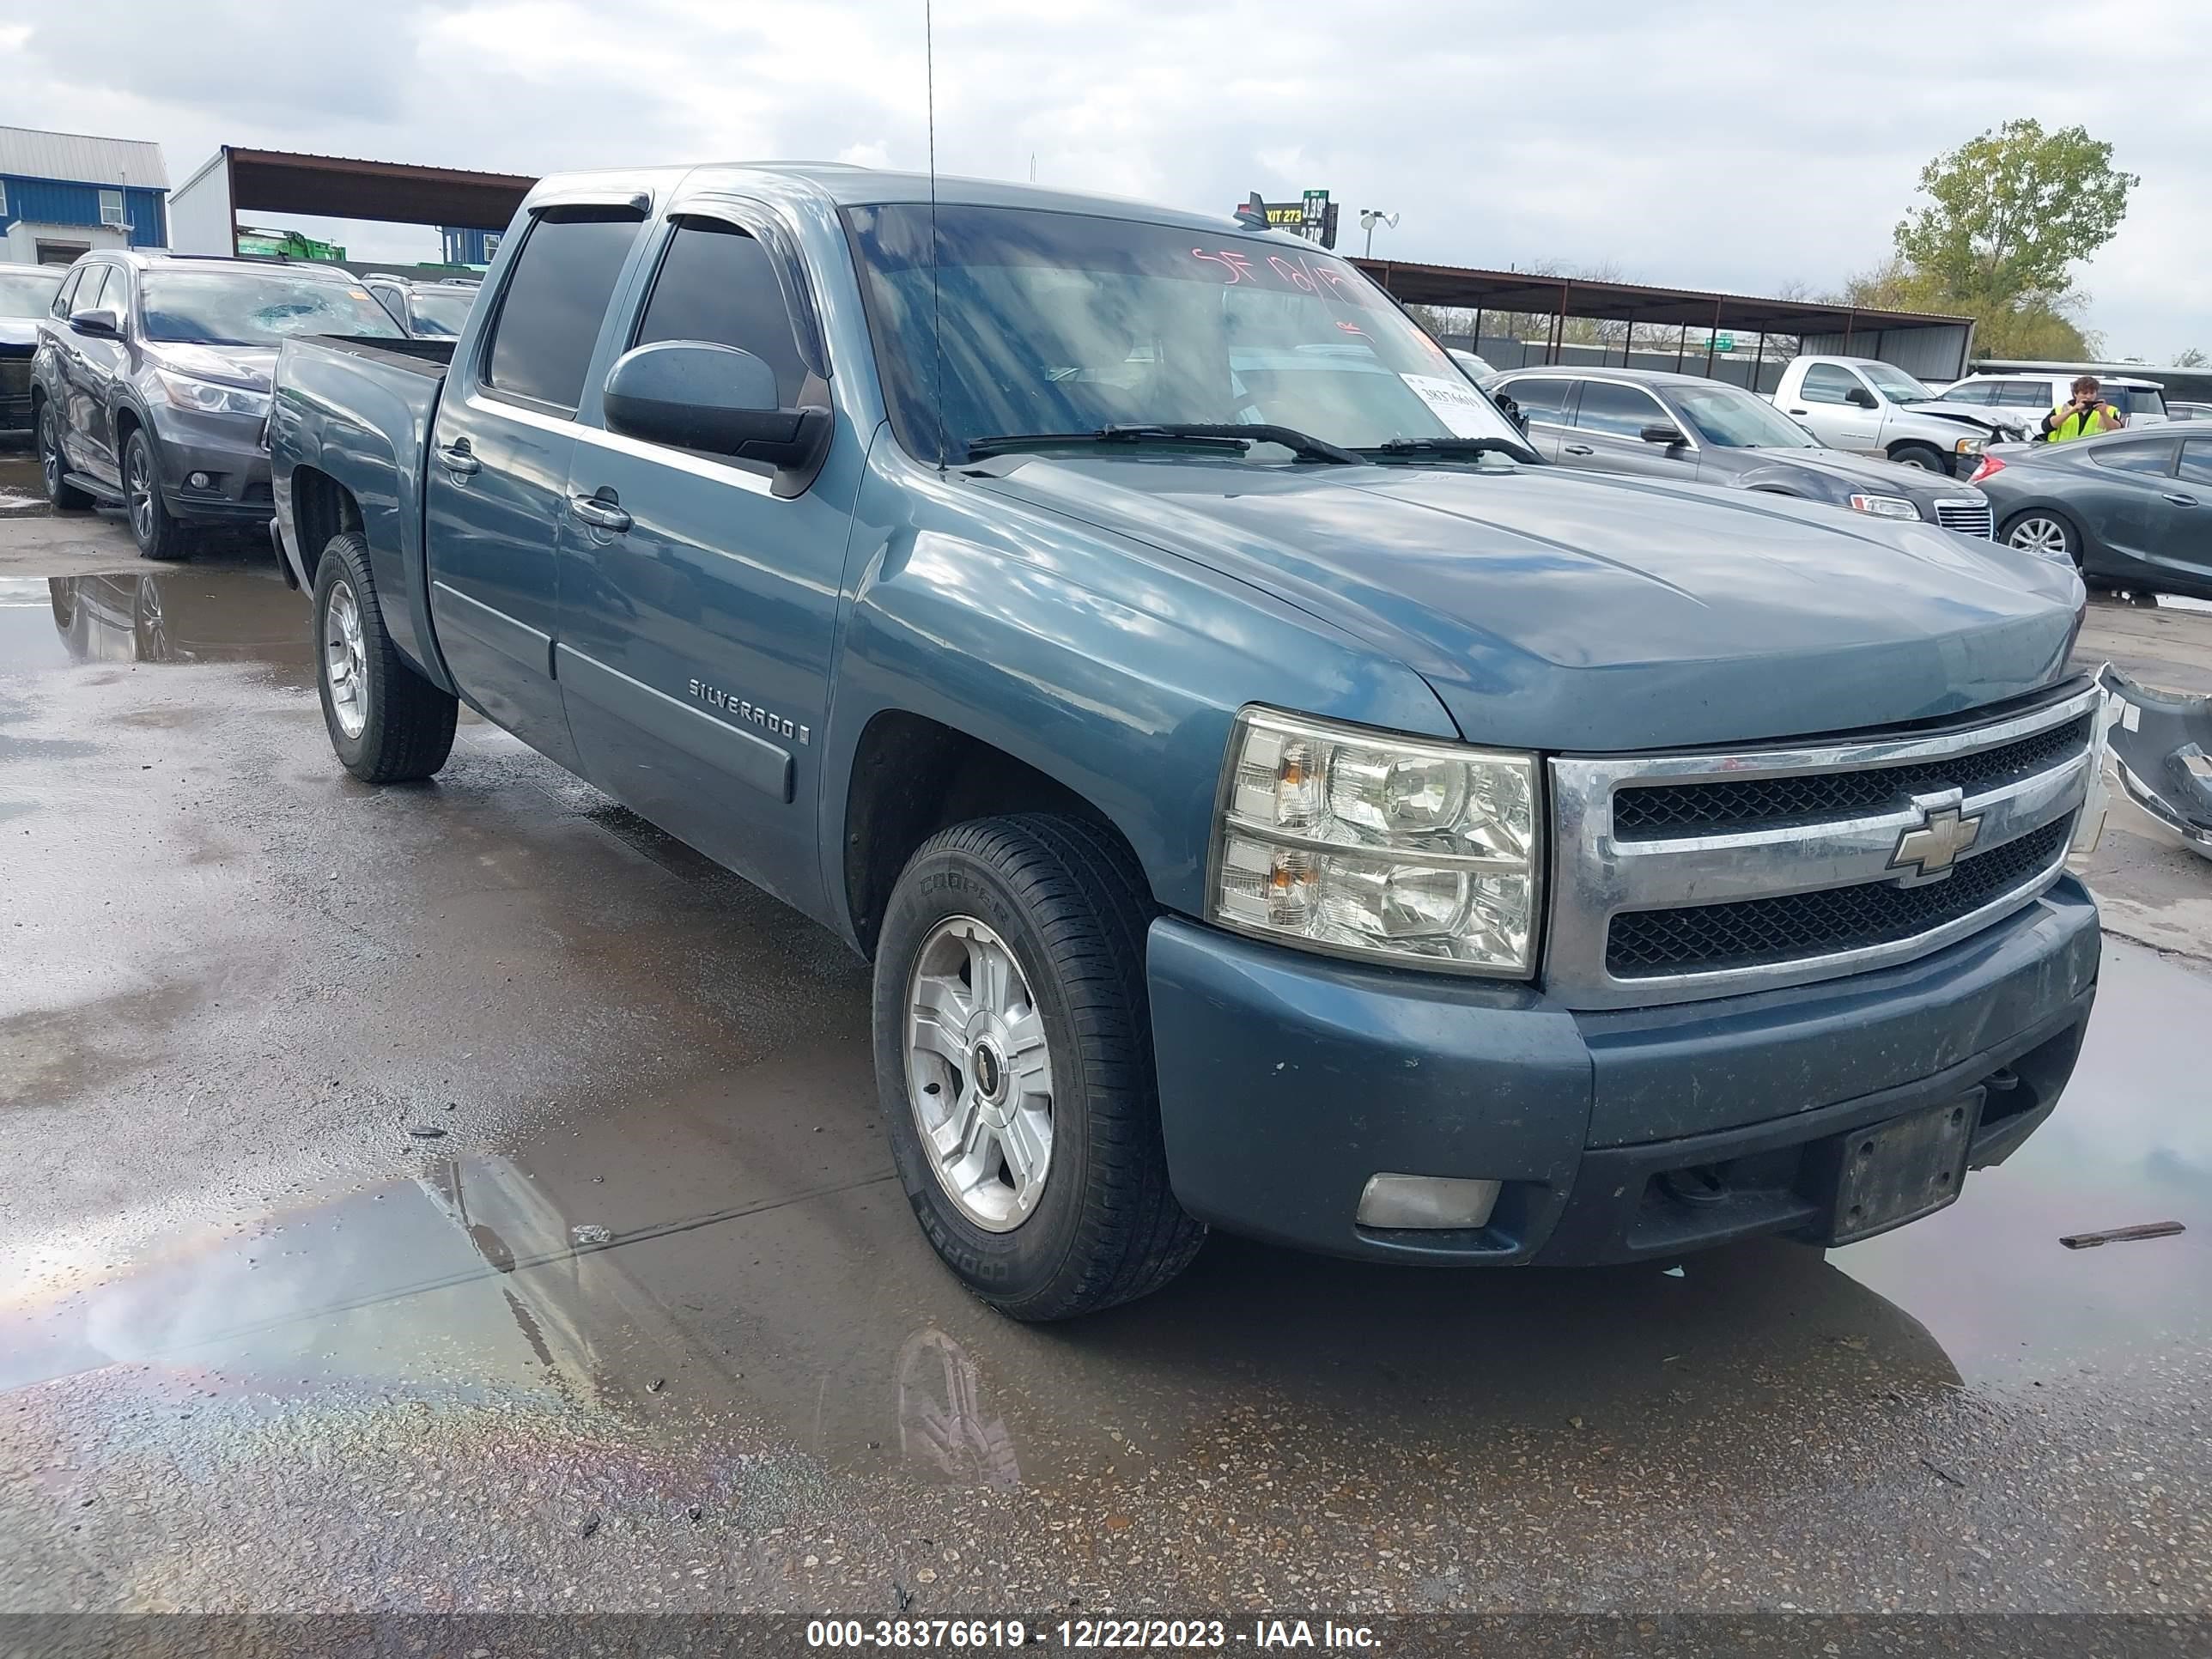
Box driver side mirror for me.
[1844,386,1878,409]
[602,341,829,477]
[68,307,121,339]
[1639,422,1686,448]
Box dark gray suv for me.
[32,252,403,560]
[1486,367,1995,537]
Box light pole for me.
[1359,209,1399,258]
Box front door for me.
[1788,363,1881,453]
[1553,379,1695,481]
[555,207,856,915]
[422,206,647,770]
[58,264,129,485]
[2155,439,2212,592]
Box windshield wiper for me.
[965,423,1361,465]
[1361,436,1537,465]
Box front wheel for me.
[312,532,458,781]
[873,813,1205,1321]
[123,428,191,561]
[1888,443,1945,473]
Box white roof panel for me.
[0,125,168,189]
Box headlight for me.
[154,368,270,420]
[1954,436,1984,456]
[1208,708,1540,975]
[1848,493,1921,520]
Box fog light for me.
[187,471,210,489]
[1356,1173,1502,1230]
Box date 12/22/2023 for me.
[805,1618,1381,1649]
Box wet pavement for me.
[3,513,2211,1616]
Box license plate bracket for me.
[1814,1091,1983,1245]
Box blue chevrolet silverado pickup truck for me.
[267,164,2105,1320]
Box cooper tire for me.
[312,532,458,782]
[873,813,1205,1321]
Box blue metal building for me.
[0,125,169,264]
[439,225,505,267]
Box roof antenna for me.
[926,0,946,471]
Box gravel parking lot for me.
[3,455,2209,1619]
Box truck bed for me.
[299,334,454,376]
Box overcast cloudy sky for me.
[3,0,2207,359]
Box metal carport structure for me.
[167,147,534,258]
[1350,257,1978,387]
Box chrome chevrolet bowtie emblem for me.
[1891,799,1983,884]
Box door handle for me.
[435,441,479,476]
[568,494,631,533]
[1562,443,1595,455]
[2162,492,2198,507]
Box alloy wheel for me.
[904,915,1055,1232]
[323,577,369,739]
[2007,516,2070,559]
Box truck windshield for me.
[1858,362,1937,404]
[1671,383,1818,448]
[846,203,1530,463]
[0,270,63,317]
[406,288,477,337]
[139,272,405,346]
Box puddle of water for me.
[0,566,309,675]
[6,943,2204,1499]
[1834,939,2212,1383]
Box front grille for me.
[1612,714,2091,840]
[1936,501,1994,538]
[1606,815,2072,977]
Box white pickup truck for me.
[1771,356,2028,478]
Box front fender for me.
[820,441,1455,931]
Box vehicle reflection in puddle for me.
[3,942,2203,1499]
[0,566,309,678]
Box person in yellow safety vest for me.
[2042,375,2128,442]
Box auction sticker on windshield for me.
[1400,373,1498,438]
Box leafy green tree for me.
[1893,119,2137,312]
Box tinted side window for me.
[1573,380,1668,438]
[1940,381,1995,404]
[1799,364,1859,404]
[51,266,83,318]
[1497,378,1569,421]
[2088,442,2174,476]
[631,219,809,407]
[1996,380,2054,407]
[2179,441,2212,487]
[483,211,644,411]
[75,266,112,313]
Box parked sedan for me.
[1970,428,2212,598]
[362,273,480,339]
[1484,366,1994,535]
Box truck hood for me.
[1896,399,2025,440]
[975,457,2084,752]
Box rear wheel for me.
[1889,443,1945,472]
[2002,510,2079,564]
[312,532,458,781]
[38,403,94,512]
[123,428,190,562]
[873,813,1205,1321]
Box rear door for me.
[423,203,647,769]
[1490,375,1572,460]
[1553,379,1693,480]
[554,204,854,914]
